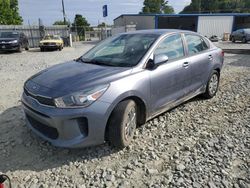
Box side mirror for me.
[146,54,169,70]
[154,54,169,65]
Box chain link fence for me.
[0,25,70,48]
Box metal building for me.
[114,13,250,38]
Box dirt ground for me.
[0,43,249,188]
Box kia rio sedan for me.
[22,30,224,149]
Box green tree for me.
[72,14,91,41]
[0,0,23,24]
[53,20,70,26]
[97,22,106,28]
[181,0,250,13]
[141,0,174,14]
[72,14,90,28]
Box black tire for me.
[108,100,137,149]
[25,45,29,51]
[232,37,236,43]
[40,47,44,52]
[242,37,247,43]
[59,45,62,51]
[202,70,220,99]
[17,45,22,53]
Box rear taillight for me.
[221,51,224,57]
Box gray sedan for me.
[22,29,224,149]
[231,28,250,43]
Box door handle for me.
[183,62,189,68]
[208,55,213,61]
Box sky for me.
[19,0,191,26]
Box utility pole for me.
[62,0,66,25]
[198,0,201,13]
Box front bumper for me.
[21,92,112,148]
[0,43,19,51]
[39,44,60,49]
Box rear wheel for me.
[17,45,22,53]
[25,44,29,51]
[40,47,45,52]
[242,37,247,43]
[232,37,236,43]
[202,70,220,99]
[108,100,137,149]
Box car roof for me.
[119,29,198,36]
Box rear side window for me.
[154,34,184,61]
[185,34,209,55]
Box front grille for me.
[23,102,50,118]
[24,88,55,106]
[0,43,13,49]
[26,115,58,139]
[44,42,56,45]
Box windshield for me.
[0,32,19,38]
[81,33,159,67]
[244,29,250,33]
[43,35,61,40]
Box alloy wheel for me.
[124,107,136,141]
[209,74,218,95]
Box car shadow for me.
[28,48,60,53]
[0,51,19,55]
[26,48,41,53]
[0,105,117,173]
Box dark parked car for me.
[22,30,224,149]
[0,31,29,52]
[230,29,250,43]
[209,35,219,42]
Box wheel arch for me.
[104,94,148,141]
[214,67,221,77]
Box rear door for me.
[149,34,189,114]
[183,34,211,93]
[236,29,243,41]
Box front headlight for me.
[54,84,109,108]
[8,40,18,44]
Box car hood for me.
[0,38,18,42]
[26,61,132,97]
[40,39,62,43]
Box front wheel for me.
[25,45,29,51]
[202,70,220,99]
[17,45,22,53]
[108,100,137,149]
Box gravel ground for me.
[0,43,249,188]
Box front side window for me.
[185,34,209,55]
[0,32,19,38]
[244,29,250,34]
[154,34,184,61]
[81,34,159,67]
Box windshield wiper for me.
[78,58,116,67]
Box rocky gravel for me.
[0,43,249,188]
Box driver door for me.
[149,34,189,115]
